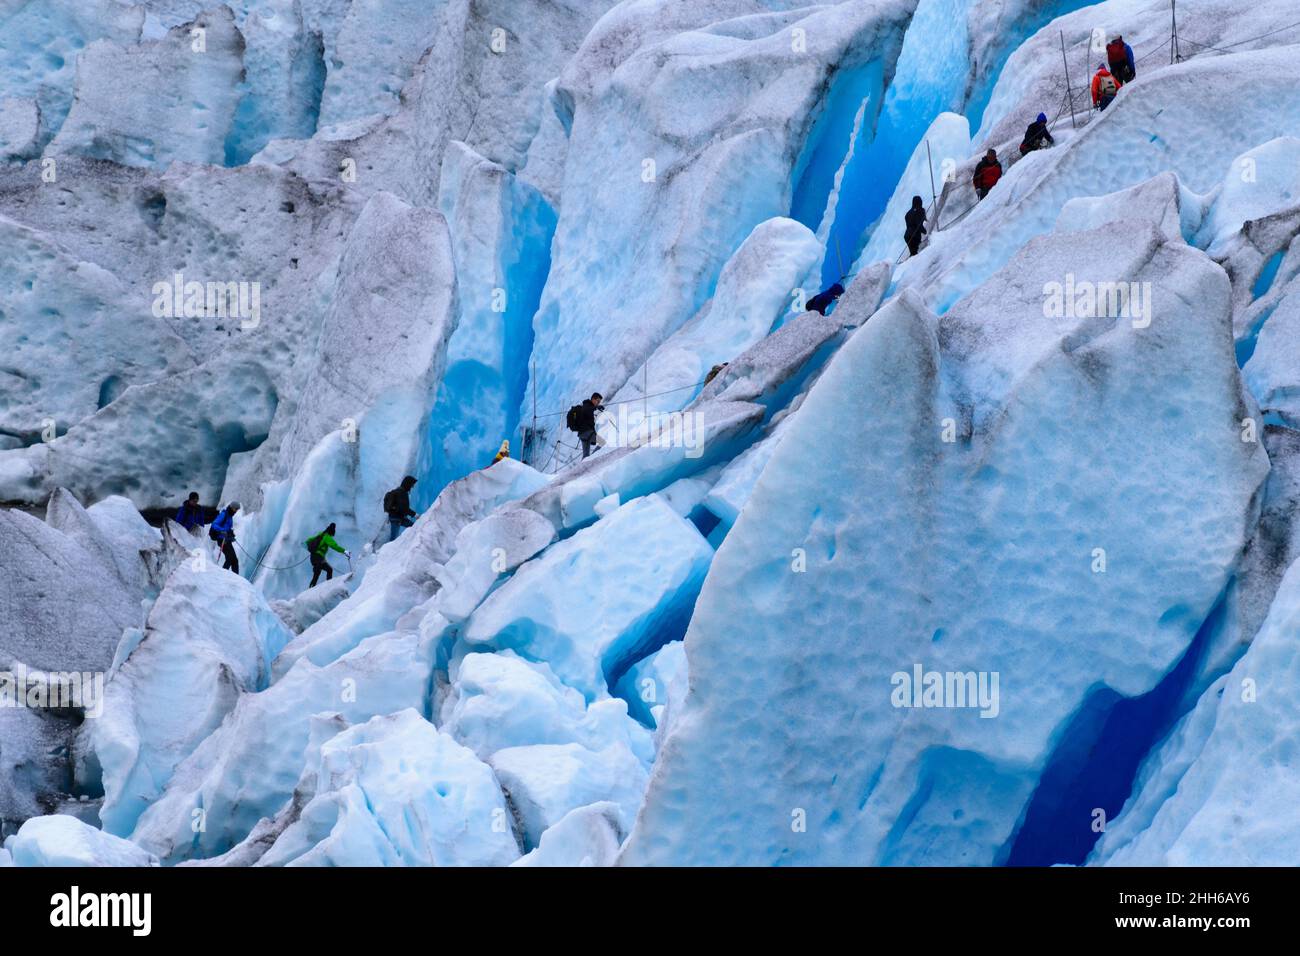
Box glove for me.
[345,551,352,558]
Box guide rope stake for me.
[1060,30,1078,129]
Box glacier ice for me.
[88,563,294,837]
[3,0,1300,870]
[623,223,1267,866]
[608,216,823,421]
[512,801,624,867]
[0,96,41,161]
[49,7,246,169]
[8,814,158,868]
[520,0,918,442]
[440,650,652,765]
[0,507,142,674]
[128,629,436,863]
[271,457,550,673]
[461,494,713,703]
[489,742,648,850]
[425,141,554,496]
[1092,555,1300,865]
[254,709,519,867]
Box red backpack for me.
[1106,39,1126,65]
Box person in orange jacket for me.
[1091,63,1121,111]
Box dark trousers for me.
[310,554,332,587]
[220,539,239,574]
[579,428,598,459]
[1110,62,1134,83]
[1097,93,1115,111]
[906,232,922,256]
[389,516,412,541]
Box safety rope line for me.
[233,537,310,571]
[529,378,711,421]
[1177,18,1300,56]
[537,438,564,474]
[1135,36,1172,64]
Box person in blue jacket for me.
[174,492,206,533]
[1106,35,1136,83]
[209,502,240,573]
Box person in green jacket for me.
[306,523,349,587]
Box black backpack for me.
[305,533,323,555]
[566,404,583,433]
[382,489,397,514]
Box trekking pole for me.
[1060,30,1078,130]
[834,237,847,281]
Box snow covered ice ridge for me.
[2,0,1300,872]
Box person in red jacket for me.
[1091,63,1121,111]
[1106,35,1136,83]
[972,149,1002,200]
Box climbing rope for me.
[528,378,711,422]
[1177,18,1300,57]
[937,201,978,233]
[1135,36,1172,64]
[526,377,711,470]
[537,438,565,474]
[233,538,310,571]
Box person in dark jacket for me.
[806,283,845,315]
[1020,112,1055,155]
[904,196,927,256]
[1106,35,1136,83]
[209,502,240,574]
[174,491,206,533]
[306,523,349,587]
[972,149,1002,200]
[383,475,418,541]
[570,393,605,459]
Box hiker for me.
[209,502,240,574]
[306,523,349,587]
[493,440,510,464]
[806,283,844,315]
[383,475,417,541]
[972,149,1002,200]
[1092,63,1120,111]
[566,392,605,459]
[1020,112,1055,155]
[1106,35,1136,83]
[704,362,728,386]
[174,491,206,533]
[904,196,927,257]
